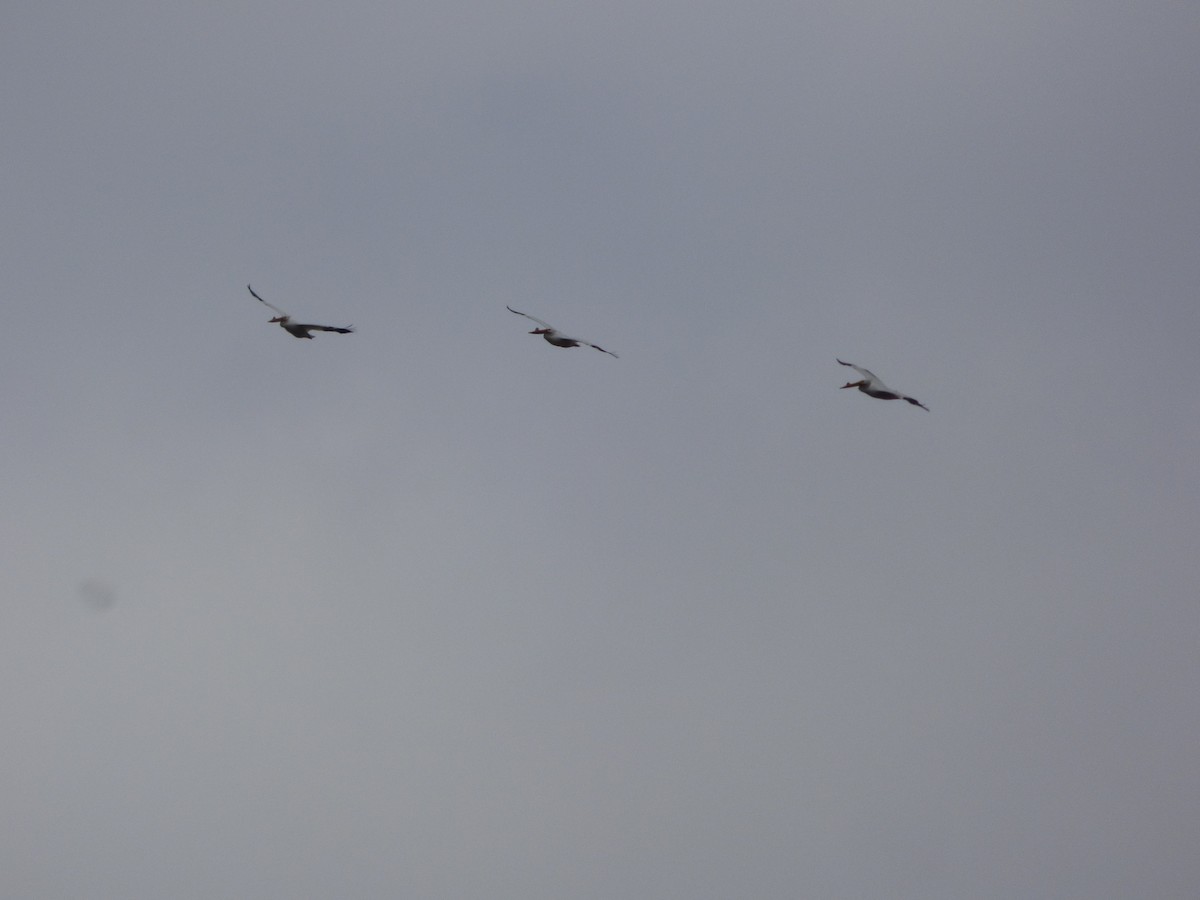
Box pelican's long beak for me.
[531,328,547,334]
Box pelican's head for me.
[530,327,550,335]
[841,380,865,389]
[269,315,290,324]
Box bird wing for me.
[837,359,879,383]
[580,340,618,358]
[300,323,354,334]
[248,284,287,317]
[506,306,553,329]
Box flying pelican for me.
[247,285,354,339]
[838,359,929,411]
[506,306,617,357]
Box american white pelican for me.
[838,359,929,411]
[507,306,617,357]
[248,285,354,339]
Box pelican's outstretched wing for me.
[506,306,553,329]
[579,340,618,358]
[837,359,878,383]
[248,284,287,317]
[299,323,354,334]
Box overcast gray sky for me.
[3,2,1199,897]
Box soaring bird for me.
[247,285,354,339]
[506,306,618,357]
[838,359,929,411]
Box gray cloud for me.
[2,2,1198,898]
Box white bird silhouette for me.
[248,285,354,339]
[507,306,617,357]
[838,359,928,411]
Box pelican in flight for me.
[247,285,354,339]
[838,359,929,411]
[506,306,617,357]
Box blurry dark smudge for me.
[78,580,117,611]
